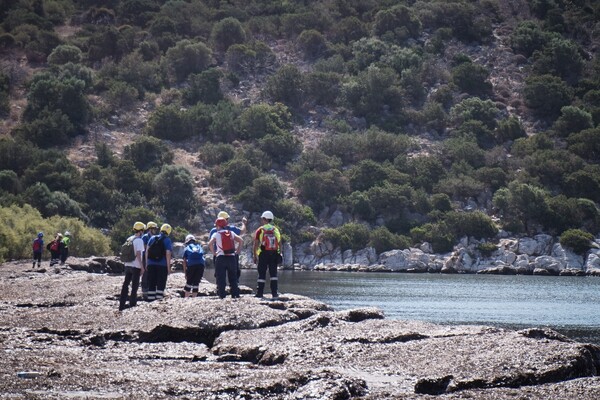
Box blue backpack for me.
[186,243,204,265]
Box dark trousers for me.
[60,248,69,264]
[50,251,60,266]
[33,252,42,266]
[119,266,141,310]
[147,264,168,300]
[184,264,205,293]
[141,259,149,298]
[257,251,279,296]
[215,255,239,298]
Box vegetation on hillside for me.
[0,0,599,257]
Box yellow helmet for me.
[160,223,172,235]
[133,221,146,231]
[217,211,230,219]
[146,221,158,229]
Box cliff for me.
[1,259,600,399]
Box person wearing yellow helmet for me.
[119,222,146,311]
[141,221,159,300]
[145,223,173,301]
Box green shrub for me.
[369,226,411,254]
[510,20,555,57]
[431,193,452,212]
[296,29,328,60]
[523,74,573,119]
[184,68,223,105]
[106,80,139,111]
[559,228,594,254]
[410,222,455,253]
[211,17,246,53]
[235,174,285,212]
[145,104,186,141]
[152,165,198,223]
[495,116,526,142]
[0,204,110,262]
[372,5,421,42]
[238,102,291,140]
[164,39,212,83]
[477,242,498,257]
[304,71,340,106]
[214,159,259,194]
[258,132,302,164]
[323,222,370,252]
[13,108,76,148]
[451,61,492,95]
[450,97,499,129]
[551,106,593,137]
[567,127,600,162]
[123,136,174,172]
[331,16,367,44]
[444,210,498,239]
[405,155,446,191]
[47,44,82,66]
[294,169,350,211]
[265,64,304,109]
[198,143,235,166]
[532,38,584,81]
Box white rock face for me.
[518,234,553,256]
[551,243,584,270]
[378,249,410,271]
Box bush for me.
[450,97,499,129]
[238,102,291,140]
[235,174,285,212]
[215,159,259,194]
[304,71,341,106]
[477,242,498,257]
[294,169,350,211]
[444,210,498,239]
[532,38,584,82]
[559,228,594,254]
[552,106,593,137]
[523,74,573,119]
[258,132,302,164]
[123,136,174,172]
[296,29,328,60]
[368,226,411,254]
[211,17,246,53]
[431,193,452,212]
[495,116,526,142]
[184,68,223,105]
[372,5,421,42]
[567,127,600,162]
[47,44,82,66]
[106,80,139,111]
[14,108,76,148]
[265,64,304,109]
[322,223,370,252]
[152,165,198,223]
[510,21,555,57]
[198,143,235,166]
[164,39,212,83]
[451,61,492,96]
[410,222,455,253]
[145,104,186,141]
[0,204,111,262]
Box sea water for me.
[239,270,600,344]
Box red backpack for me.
[32,239,42,252]
[218,230,235,255]
[261,226,279,251]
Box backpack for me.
[261,226,279,251]
[49,240,59,252]
[120,237,136,262]
[33,239,42,252]
[147,236,166,261]
[186,243,204,264]
[218,230,235,255]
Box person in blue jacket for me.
[182,234,205,298]
[145,224,173,301]
[32,232,44,269]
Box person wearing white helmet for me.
[60,230,71,265]
[208,218,244,299]
[182,234,205,298]
[145,223,173,301]
[119,222,146,311]
[252,211,282,299]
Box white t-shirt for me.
[213,229,239,257]
[125,236,145,269]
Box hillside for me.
[1,0,599,261]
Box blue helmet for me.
[37,232,44,238]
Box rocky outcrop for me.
[1,259,600,399]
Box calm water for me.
[238,270,600,344]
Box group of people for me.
[118,210,282,311]
[31,231,71,268]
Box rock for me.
[477,264,517,275]
[329,210,345,227]
[585,253,600,271]
[552,243,584,269]
[1,259,600,398]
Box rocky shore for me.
[1,258,600,399]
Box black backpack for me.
[120,237,136,262]
[147,236,166,261]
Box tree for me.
[372,5,421,42]
[552,106,593,137]
[123,136,173,172]
[210,17,246,53]
[296,29,328,60]
[452,61,492,96]
[164,39,212,83]
[450,97,499,129]
[235,175,285,212]
[152,165,197,223]
[265,64,304,109]
[184,68,223,105]
[567,127,600,162]
[523,74,573,119]
[47,44,82,66]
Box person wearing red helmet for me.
[208,217,243,299]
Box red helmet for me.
[215,218,228,228]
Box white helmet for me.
[64,231,71,236]
[185,234,196,243]
[261,211,274,220]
